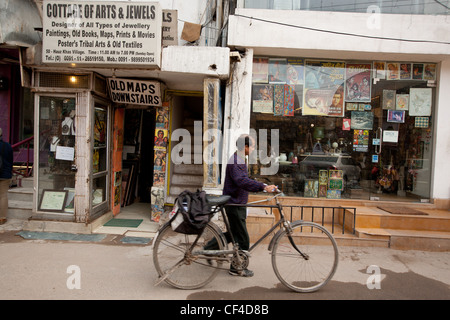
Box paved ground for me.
[0,224,449,303]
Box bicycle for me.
[152,191,339,293]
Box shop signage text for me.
[42,1,162,67]
[108,78,161,106]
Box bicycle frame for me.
[193,193,306,260]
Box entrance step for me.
[7,200,33,219]
[7,187,33,202]
[356,227,450,251]
[7,187,33,220]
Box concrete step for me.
[16,177,34,188]
[356,227,450,251]
[347,207,450,232]
[171,173,203,186]
[7,200,33,220]
[8,187,33,202]
[172,163,203,175]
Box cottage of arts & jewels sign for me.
[42,1,162,67]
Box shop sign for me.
[42,1,162,67]
[162,10,178,47]
[107,78,161,106]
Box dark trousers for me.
[204,205,249,251]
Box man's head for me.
[236,135,255,156]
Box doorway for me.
[121,108,156,206]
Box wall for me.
[228,9,450,60]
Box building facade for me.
[2,0,449,231]
[221,1,450,209]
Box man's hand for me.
[264,184,278,193]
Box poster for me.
[253,57,269,83]
[400,63,412,79]
[353,130,369,152]
[345,63,372,102]
[409,88,432,116]
[373,61,386,79]
[252,84,273,113]
[423,64,436,80]
[412,64,424,80]
[387,63,400,80]
[268,58,287,83]
[286,58,304,85]
[303,60,345,117]
[154,128,168,148]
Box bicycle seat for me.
[206,195,231,206]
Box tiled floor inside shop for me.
[93,202,160,240]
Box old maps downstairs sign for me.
[108,78,161,107]
[42,1,162,67]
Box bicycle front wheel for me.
[153,222,225,290]
[271,221,338,293]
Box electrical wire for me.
[234,13,450,45]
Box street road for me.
[0,229,449,303]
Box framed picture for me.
[382,90,396,110]
[351,111,373,130]
[304,179,319,198]
[410,88,432,116]
[396,94,409,111]
[387,110,405,123]
[38,190,68,212]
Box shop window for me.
[37,96,76,213]
[250,57,436,202]
[92,104,109,210]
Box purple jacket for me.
[223,153,265,204]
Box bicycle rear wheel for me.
[153,222,225,290]
[271,221,338,293]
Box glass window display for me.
[92,103,109,209]
[37,96,76,213]
[250,57,436,202]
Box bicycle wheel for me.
[153,221,225,290]
[271,221,338,293]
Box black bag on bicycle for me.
[170,189,212,234]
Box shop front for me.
[249,57,436,202]
[32,71,113,222]
[225,8,450,208]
